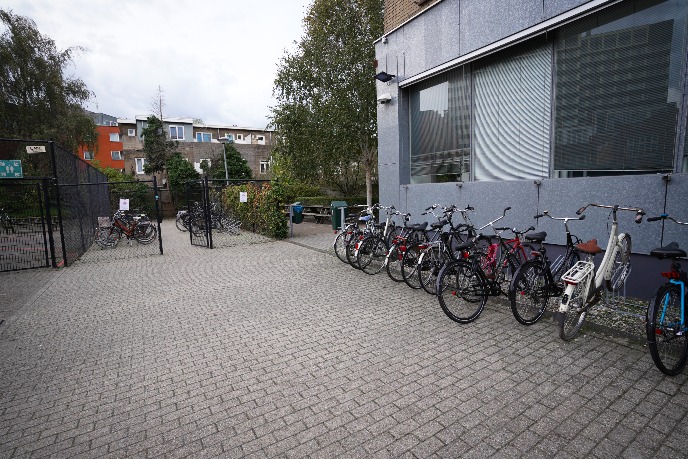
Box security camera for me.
[377,93,392,104]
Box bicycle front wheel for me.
[647,284,688,375]
[437,260,487,323]
[346,233,363,269]
[509,259,550,325]
[558,282,588,341]
[401,242,423,289]
[358,236,387,275]
[607,233,631,292]
[136,224,157,244]
[95,227,120,248]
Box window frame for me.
[135,157,146,174]
[109,133,120,142]
[83,151,94,160]
[127,128,135,136]
[196,132,212,142]
[111,151,123,160]
[169,125,185,140]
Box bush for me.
[223,182,288,239]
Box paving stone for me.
[0,220,687,458]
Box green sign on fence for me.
[0,160,23,178]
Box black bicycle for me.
[508,210,584,325]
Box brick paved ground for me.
[1,220,687,458]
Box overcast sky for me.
[1,0,313,128]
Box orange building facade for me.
[78,125,125,171]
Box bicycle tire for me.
[346,233,363,269]
[552,250,580,284]
[420,246,444,295]
[437,260,488,323]
[333,231,351,263]
[606,233,631,292]
[358,236,387,275]
[475,236,497,279]
[136,224,157,244]
[176,215,188,232]
[386,244,405,282]
[647,283,688,376]
[95,227,120,248]
[509,259,550,325]
[401,242,424,289]
[558,282,588,341]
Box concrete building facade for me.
[375,0,688,297]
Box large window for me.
[170,126,184,140]
[109,133,119,142]
[553,0,687,177]
[409,67,471,184]
[196,132,211,142]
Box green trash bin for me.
[291,202,304,224]
[330,201,348,230]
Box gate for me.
[185,177,270,248]
[0,178,56,271]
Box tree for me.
[208,143,253,180]
[141,115,178,175]
[166,152,199,205]
[0,9,97,152]
[270,0,383,204]
[150,85,166,122]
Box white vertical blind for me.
[473,41,552,181]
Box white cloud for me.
[1,0,310,127]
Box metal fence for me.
[0,139,162,271]
[184,177,271,249]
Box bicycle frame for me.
[556,203,644,337]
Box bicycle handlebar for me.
[647,214,688,225]
[534,211,586,222]
[576,203,645,224]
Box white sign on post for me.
[239,192,248,203]
[119,198,130,211]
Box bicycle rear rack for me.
[561,261,594,285]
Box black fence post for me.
[49,141,68,266]
[41,178,57,268]
[153,176,164,255]
[204,175,213,249]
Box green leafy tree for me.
[270,0,383,204]
[0,9,97,152]
[166,152,199,205]
[209,143,253,180]
[141,115,178,175]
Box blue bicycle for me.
[646,214,688,375]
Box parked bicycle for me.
[95,210,157,247]
[436,207,533,323]
[645,214,688,375]
[401,204,459,289]
[554,203,644,340]
[385,213,429,282]
[508,210,584,325]
[356,205,403,275]
[415,205,475,295]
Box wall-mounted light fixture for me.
[374,71,395,83]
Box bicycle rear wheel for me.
[419,246,444,295]
[437,260,487,323]
[95,227,120,248]
[386,244,405,282]
[558,282,588,341]
[607,234,631,292]
[509,259,550,325]
[333,231,352,263]
[176,215,188,232]
[647,284,688,375]
[136,224,157,244]
[401,242,424,289]
[346,233,364,269]
[358,236,387,275]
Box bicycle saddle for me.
[406,222,428,231]
[576,239,603,254]
[431,219,448,230]
[650,242,686,260]
[525,231,547,243]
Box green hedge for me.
[223,182,288,239]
